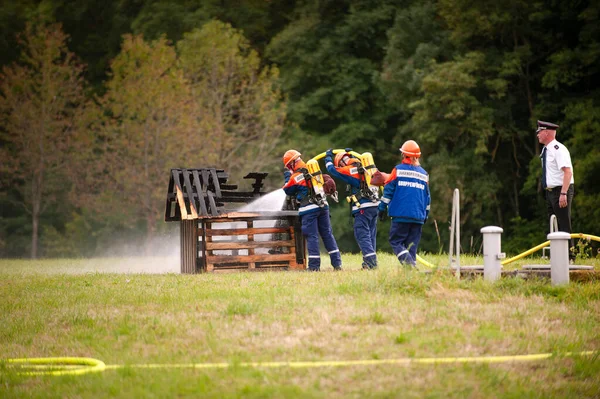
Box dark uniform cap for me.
[536,120,559,133]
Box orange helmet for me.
[334,152,354,167]
[400,140,421,158]
[283,150,301,168]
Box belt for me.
[545,185,574,192]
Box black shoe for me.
[333,266,342,271]
[361,262,369,270]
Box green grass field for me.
[1,254,599,398]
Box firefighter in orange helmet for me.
[282,150,342,271]
[325,148,380,269]
[378,140,431,267]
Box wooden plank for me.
[287,226,296,256]
[205,221,214,272]
[175,185,189,219]
[164,169,178,221]
[247,220,255,269]
[205,240,294,250]
[212,267,288,273]
[192,170,208,216]
[220,184,238,190]
[210,168,222,197]
[207,191,219,215]
[207,253,296,264]
[205,227,290,236]
[289,223,306,270]
[201,169,210,193]
[182,170,199,219]
[180,219,197,274]
[220,211,298,219]
[212,261,289,268]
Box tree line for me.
[1,0,598,258]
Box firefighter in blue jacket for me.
[378,140,431,267]
[282,149,342,271]
[325,149,379,269]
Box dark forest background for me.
[1,0,598,259]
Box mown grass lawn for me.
[1,254,599,398]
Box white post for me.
[449,189,460,279]
[548,231,571,285]
[481,226,504,282]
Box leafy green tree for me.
[177,20,287,183]
[131,0,294,55]
[0,22,87,258]
[93,34,202,250]
[266,0,400,149]
[562,100,600,236]
[0,0,37,69]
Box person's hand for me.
[559,193,568,208]
[378,209,387,222]
[325,148,334,164]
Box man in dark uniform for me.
[537,120,575,260]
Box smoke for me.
[90,223,180,273]
[85,190,287,273]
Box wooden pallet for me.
[180,211,305,273]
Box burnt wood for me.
[165,168,270,220]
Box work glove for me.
[325,148,334,161]
[378,209,387,222]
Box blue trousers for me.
[301,209,342,271]
[354,207,378,268]
[389,222,422,266]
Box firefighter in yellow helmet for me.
[378,140,431,267]
[282,150,342,271]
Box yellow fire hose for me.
[501,233,600,266]
[4,357,106,376]
[418,233,599,269]
[310,149,363,162]
[3,351,597,376]
[416,254,436,269]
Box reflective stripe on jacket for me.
[380,164,430,223]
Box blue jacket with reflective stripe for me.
[325,158,379,214]
[283,169,328,216]
[379,164,430,224]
